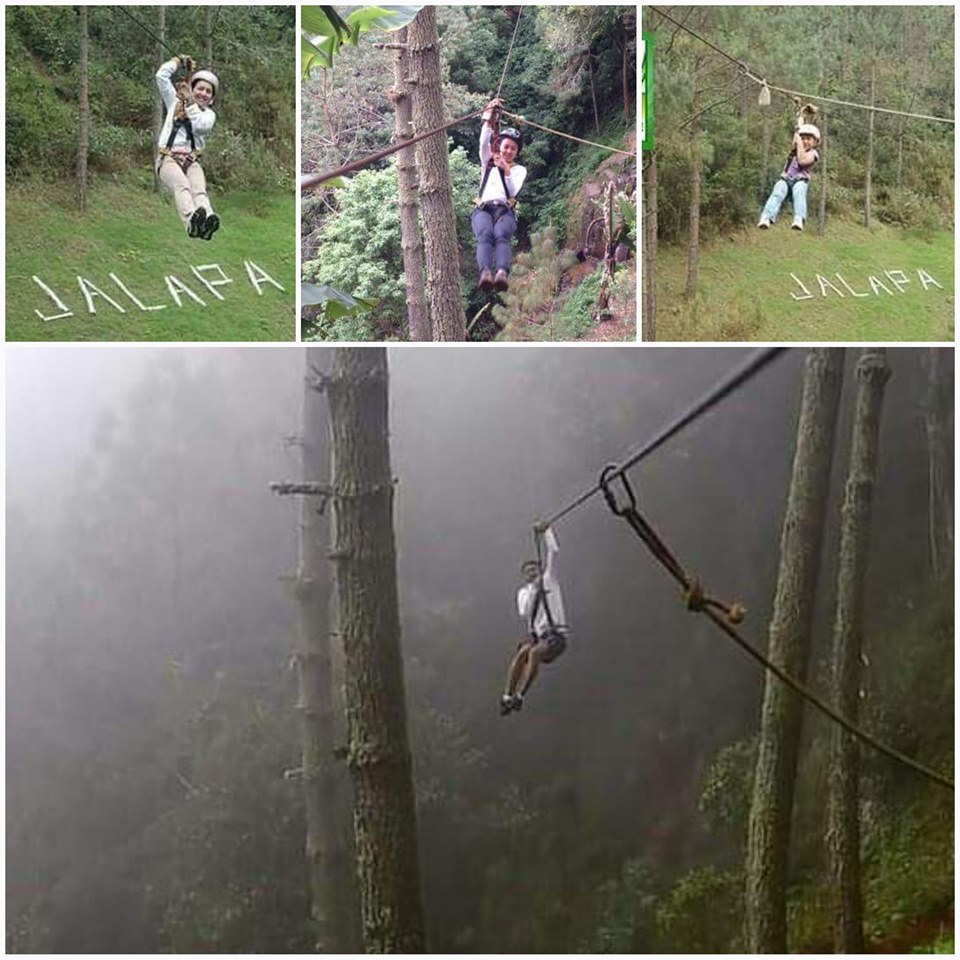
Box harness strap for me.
[167,114,196,154]
[530,531,559,636]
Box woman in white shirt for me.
[472,98,527,292]
[156,55,221,240]
[501,527,568,715]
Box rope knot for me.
[685,579,706,612]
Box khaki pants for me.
[158,156,214,229]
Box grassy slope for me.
[6,177,295,341]
[655,220,954,342]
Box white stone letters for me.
[32,276,75,322]
[244,260,286,296]
[789,268,943,301]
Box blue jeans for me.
[761,178,809,224]
[471,204,516,274]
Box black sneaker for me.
[500,695,514,716]
[200,213,221,241]
[188,207,207,238]
[512,694,523,712]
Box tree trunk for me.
[642,152,657,341]
[817,112,828,236]
[407,7,466,341]
[864,60,875,228]
[684,68,702,299]
[827,348,890,954]
[294,348,361,952]
[153,7,166,193]
[745,348,845,953]
[924,350,954,581]
[205,6,213,66]
[390,28,430,342]
[328,348,426,953]
[77,6,89,214]
[760,110,770,203]
[621,14,631,123]
[588,51,600,136]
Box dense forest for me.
[5,6,296,340]
[6,347,953,953]
[301,6,637,342]
[641,6,954,341]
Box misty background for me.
[6,346,953,952]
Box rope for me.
[542,348,786,529]
[496,6,524,100]
[647,6,955,125]
[597,469,954,793]
[501,111,637,157]
[300,109,484,190]
[118,6,177,57]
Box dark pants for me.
[471,204,517,275]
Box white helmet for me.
[798,123,820,143]
[190,69,219,100]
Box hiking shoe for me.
[791,219,803,231]
[479,269,495,292]
[494,269,509,292]
[188,207,207,238]
[512,693,523,712]
[200,213,221,240]
[757,217,771,229]
[500,695,515,716]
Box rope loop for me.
[599,465,636,517]
[685,578,706,612]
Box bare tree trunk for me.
[389,28,429,342]
[407,7,466,341]
[827,348,890,954]
[684,67,702,299]
[328,348,426,953]
[745,349,845,953]
[289,348,361,953]
[153,7,166,193]
[924,349,954,580]
[817,112,828,236]
[621,14,631,123]
[760,110,770,202]
[205,6,213,66]
[642,152,657,341]
[77,6,89,214]
[864,60,876,228]
[588,51,600,136]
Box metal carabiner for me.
[598,464,638,517]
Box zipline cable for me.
[300,109,484,190]
[118,6,178,58]
[496,6,524,100]
[501,110,637,157]
[597,468,954,793]
[647,6,955,125]
[541,347,786,529]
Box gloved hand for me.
[178,55,196,74]
[482,96,504,122]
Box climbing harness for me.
[474,108,520,210]
[530,529,560,636]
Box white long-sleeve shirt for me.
[516,527,567,638]
[478,124,526,203]
[156,58,217,154]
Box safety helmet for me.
[798,123,820,144]
[499,127,523,155]
[190,69,219,101]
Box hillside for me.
[653,221,953,342]
[6,177,295,341]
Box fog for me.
[6,347,953,953]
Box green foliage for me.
[913,932,955,954]
[698,738,755,842]
[491,226,578,340]
[302,145,480,340]
[655,866,744,953]
[5,6,295,188]
[546,266,602,340]
[578,859,659,952]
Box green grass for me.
[6,175,295,341]
[655,219,954,342]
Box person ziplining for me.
[500,526,569,715]
[758,104,821,231]
[473,97,527,293]
[156,55,221,240]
